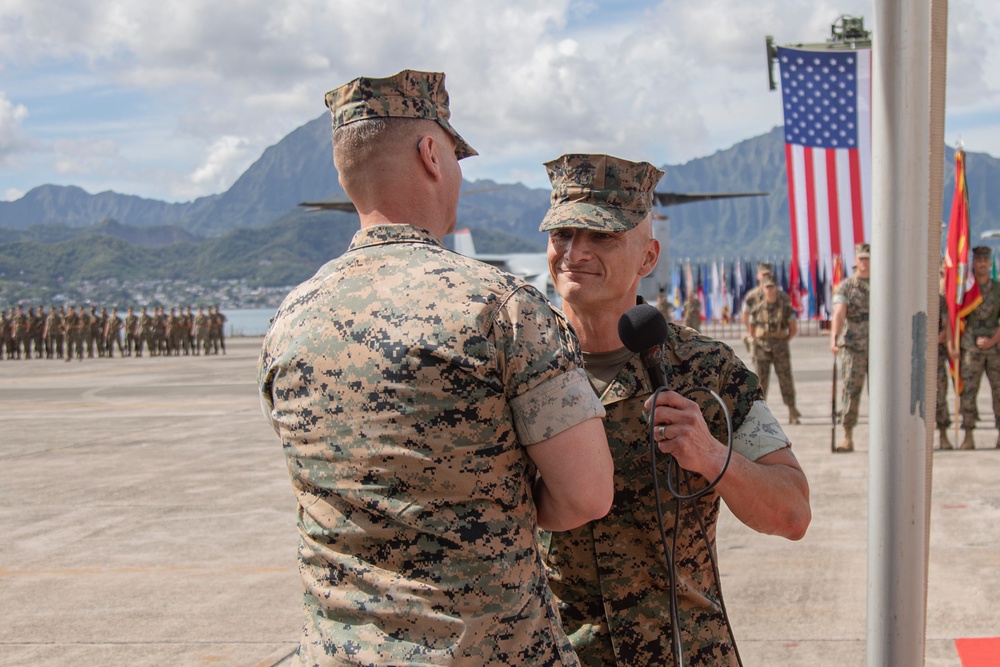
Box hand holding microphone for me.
[618,304,733,484]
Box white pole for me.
[868,0,944,664]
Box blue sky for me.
[1,0,998,203]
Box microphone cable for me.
[647,383,739,667]
[619,303,743,667]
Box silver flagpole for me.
[868,0,946,664]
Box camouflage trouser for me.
[839,346,868,428]
[14,332,28,358]
[67,333,84,360]
[105,333,123,357]
[752,337,796,407]
[936,344,952,428]
[959,344,1000,429]
[48,334,64,359]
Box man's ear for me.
[638,238,661,278]
[417,134,442,181]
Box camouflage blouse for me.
[749,291,796,338]
[833,274,870,351]
[960,279,1000,346]
[259,224,604,666]
[542,323,782,667]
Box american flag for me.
[777,46,871,298]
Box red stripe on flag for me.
[785,143,801,281]
[826,150,842,258]
[849,149,864,246]
[804,147,820,276]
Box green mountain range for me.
[2,115,1000,304]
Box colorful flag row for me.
[666,257,857,322]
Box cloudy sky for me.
[1,0,997,203]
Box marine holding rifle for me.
[829,243,871,453]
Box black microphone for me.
[618,304,670,390]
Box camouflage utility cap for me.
[757,262,774,274]
[973,245,992,259]
[325,69,477,160]
[539,154,664,232]
[855,243,871,259]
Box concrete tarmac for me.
[1,335,997,667]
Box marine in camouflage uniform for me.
[193,307,210,355]
[936,290,956,449]
[740,262,774,322]
[12,306,28,360]
[166,308,181,356]
[137,307,153,357]
[105,308,125,358]
[152,307,167,356]
[538,154,810,666]
[830,244,871,452]
[31,307,45,358]
[655,288,673,323]
[123,308,139,357]
[259,70,613,667]
[211,306,226,354]
[682,293,701,331]
[80,307,95,358]
[958,245,1000,450]
[44,306,64,360]
[63,306,83,361]
[1,310,12,359]
[747,274,801,424]
[181,307,195,355]
[93,307,107,357]
[740,262,774,341]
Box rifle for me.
[831,355,838,453]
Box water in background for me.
[224,308,277,337]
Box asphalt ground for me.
[1,335,997,667]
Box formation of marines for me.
[0,304,227,361]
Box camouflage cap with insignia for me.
[973,245,992,259]
[538,154,664,232]
[325,69,477,160]
[756,262,774,275]
[855,243,871,258]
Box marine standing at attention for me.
[258,70,614,666]
[747,273,802,425]
[682,291,701,331]
[830,243,871,453]
[957,245,1000,450]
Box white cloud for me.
[0,92,30,164]
[1,0,999,200]
[177,135,255,199]
[4,187,25,201]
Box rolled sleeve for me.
[510,368,606,444]
[732,400,790,461]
